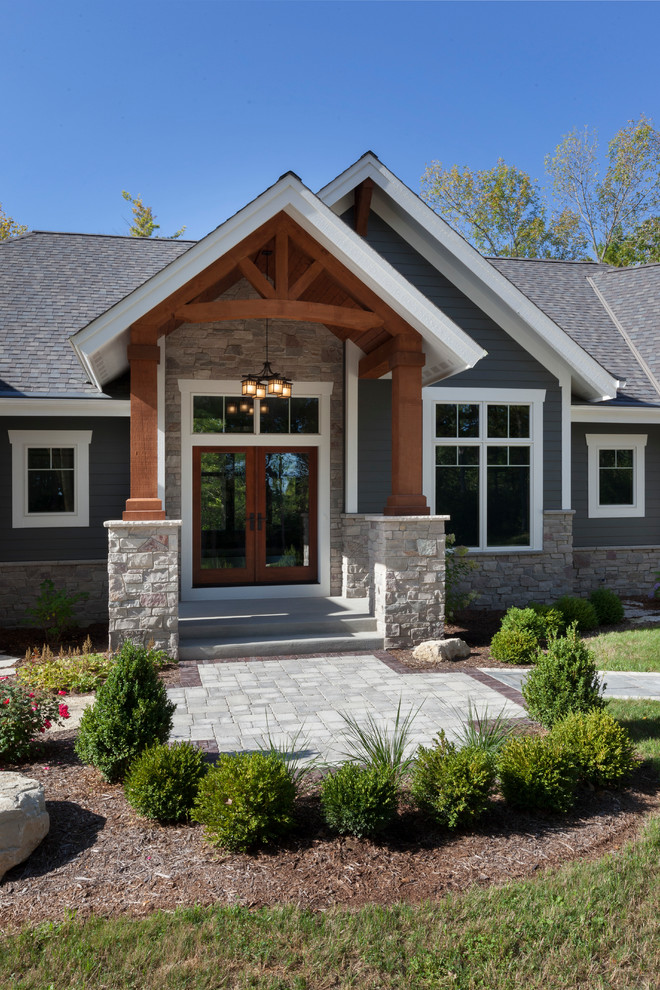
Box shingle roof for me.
[0,231,194,396]
[488,257,660,404]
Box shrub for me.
[490,628,539,665]
[411,731,496,829]
[589,588,625,626]
[553,596,599,633]
[321,763,398,838]
[528,603,565,637]
[124,741,208,822]
[75,640,176,782]
[550,709,639,788]
[192,751,296,852]
[445,533,479,619]
[25,578,89,639]
[18,640,174,695]
[497,736,578,813]
[500,607,547,642]
[0,681,69,762]
[522,623,604,728]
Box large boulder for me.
[412,638,471,663]
[0,773,49,881]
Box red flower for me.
[58,704,70,719]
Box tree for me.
[546,115,660,263]
[421,159,588,259]
[0,203,27,240]
[122,190,186,239]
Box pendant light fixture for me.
[241,249,293,399]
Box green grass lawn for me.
[2,699,660,990]
[588,626,660,672]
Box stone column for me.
[367,515,447,649]
[341,513,372,598]
[105,519,181,659]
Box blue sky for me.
[3,0,658,240]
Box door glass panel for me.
[264,452,310,568]
[199,452,247,570]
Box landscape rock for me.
[0,773,49,881]
[412,638,472,663]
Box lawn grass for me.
[3,699,660,990]
[588,626,660,672]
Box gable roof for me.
[320,153,621,402]
[488,258,660,404]
[0,231,193,396]
[69,171,486,391]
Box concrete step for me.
[178,596,383,660]
[179,629,384,660]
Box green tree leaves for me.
[0,203,27,240]
[121,190,186,239]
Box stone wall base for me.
[573,547,660,598]
[105,520,181,659]
[0,560,108,628]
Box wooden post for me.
[384,347,430,516]
[123,329,165,520]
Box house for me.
[1,152,659,658]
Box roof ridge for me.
[26,230,197,243]
[488,255,608,268]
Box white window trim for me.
[423,387,545,551]
[586,433,647,518]
[177,379,333,601]
[8,430,92,528]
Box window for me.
[8,430,92,528]
[192,396,319,435]
[425,390,544,550]
[585,434,646,518]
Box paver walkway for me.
[484,667,660,699]
[168,653,527,765]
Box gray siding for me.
[0,417,129,561]
[353,209,563,510]
[572,422,660,547]
[357,380,391,512]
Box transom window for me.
[586,434,646,518]
[432,401,534,549]
[192,395,319,435]
[8,430,92,528]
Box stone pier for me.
[105,519,181,658]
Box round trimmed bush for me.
[75,640,176,783]
[192,751,296,852]
[411,731,496,829]
[124,741,208,822]
[321,762,398,838]
[589,588,625,626]
[522,623,604,728]
[550,709,638,788]
[490,628,539,665]
[500,607,547,642]
[553,596,599,633]
[497,736,578,813]
[527,603,565,638]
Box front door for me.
[193,446,318,586]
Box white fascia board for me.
[572,404,660,423]
[71,170,485,390]
[320,155,619,402]
[0,397,130,416]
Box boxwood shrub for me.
[497,736,578,813]
[522,623,604,728]
[589,588,625,626]
[411,731,496,829]
[553,596,599,633]
[320,762,398,838]
[192,751,296,852]
[549,709,638,788]
[490,628,539,665]
[124,741,208,822]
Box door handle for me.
[249,513,256,531]
[257,513,264,531]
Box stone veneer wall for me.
[0,560,108,628]
[105,520,181,658]
[341,514,372,598]
[448,510,575,610]
[165,279,345,595]
[365,515,447,649]
[572,546,660,598]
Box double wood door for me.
[193,446,318,586]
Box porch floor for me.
[178,595,383,660]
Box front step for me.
[178,596,383,660]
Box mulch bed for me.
[1,730,658,932]
[2,604,660,932]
